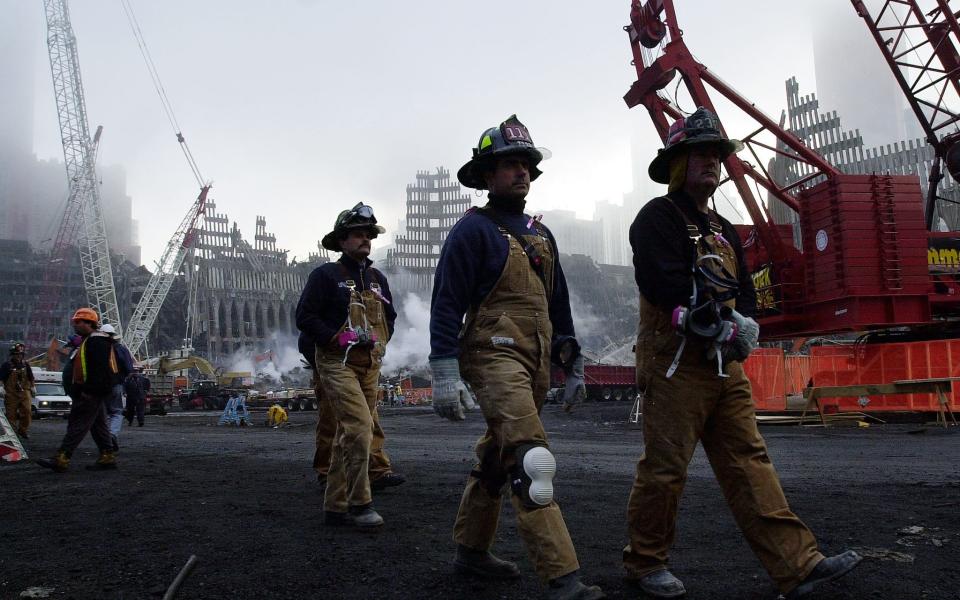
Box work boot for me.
[453,544,521,580]
[348,504,384,528]
[547,571,605,600]
[17,431,29,440]
[785,550,862,599]
[85,450,118,471]
[370,472,406,490]
[635,569,685,598]
[37,450,70,472]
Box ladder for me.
[0,411,28,463]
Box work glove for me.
[724,310,760,362]
[561,355,586,407]
[429,358,476,421]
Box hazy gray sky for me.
[17,0,882,265]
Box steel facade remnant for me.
[42,0,122,337]
[123,186,211,356]
[851,0,960,230]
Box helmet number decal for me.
[501,124,532,144]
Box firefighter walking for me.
[430,115,604,600]
[1,343,35,439]
[296,203,397,528]
[625,107,862,599]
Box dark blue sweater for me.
[296,255,397,367]
[430,199,576,359]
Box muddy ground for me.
[1,403,958,600]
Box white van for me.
[31,369,71,418]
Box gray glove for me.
[561,355,585,406]
[429,358,476,421]
[726,310,760,362]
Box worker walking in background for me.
[625,107,862,599]
[100,324,133,451]
[296,203,398,528]
[297,334,404,490]
[38,308,121,472]
[1,343,36,440]
[429,115,602,600]
[124,366,151,427]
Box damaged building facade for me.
[159,201,324,361]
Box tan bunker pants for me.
[624,354,823,593]
[315,351,382,513]
[313,375,391,480]
[4,391,31,436]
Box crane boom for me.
[123,185,211,356]
[43,0,122,335]
[851,0,960,230]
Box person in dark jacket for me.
[624,107,861,599]
[429,115,602,600]
[123,367,150,427]
[296,203,399,528]
[37,308,121,472]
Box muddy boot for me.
[348,504,384,528]
[636,569,685,598]
[85,450,118,471]
[370,472,405,491]
[37,450,70,472]
[17,430,29,440]
[785,550,862,599]
[546,571,605,600]
[453,544,521,580]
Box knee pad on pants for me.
[511,444,556,509]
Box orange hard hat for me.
[71,307,100,324]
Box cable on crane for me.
[119,0,205,188]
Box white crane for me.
[123,186,210,356]
[43,0,122,334]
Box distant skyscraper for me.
[538,209,603,263]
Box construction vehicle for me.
[623,0,960,417]
[257,388,317,412]
[141,353,251,411]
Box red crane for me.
[623,0,957,338]
[851,0,960,232]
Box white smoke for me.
[224,331,309,384]
[382,292,431,376]
[569,290,602,344]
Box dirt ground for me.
[1,402,958,600]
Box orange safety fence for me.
[810,341,960,412]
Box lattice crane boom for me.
[123,186,210,356]
[851,0,960,230]
[43,0,122,335]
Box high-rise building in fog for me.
[538,209,603,263]
[812,2,913,147]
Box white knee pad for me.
[511,445,556,508]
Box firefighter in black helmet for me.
[430,115,602,600]
[296,203,401,528]
[625,107,862,599]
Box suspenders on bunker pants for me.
[453,223,581,583]
[624,201,823,593]
[315,271,391,513]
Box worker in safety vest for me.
[38,307,120,472]
[1,343,35,439]
[625,107,862,599]
[429,115,603,600]
[295,203,398,528]
[297,333,403,491]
